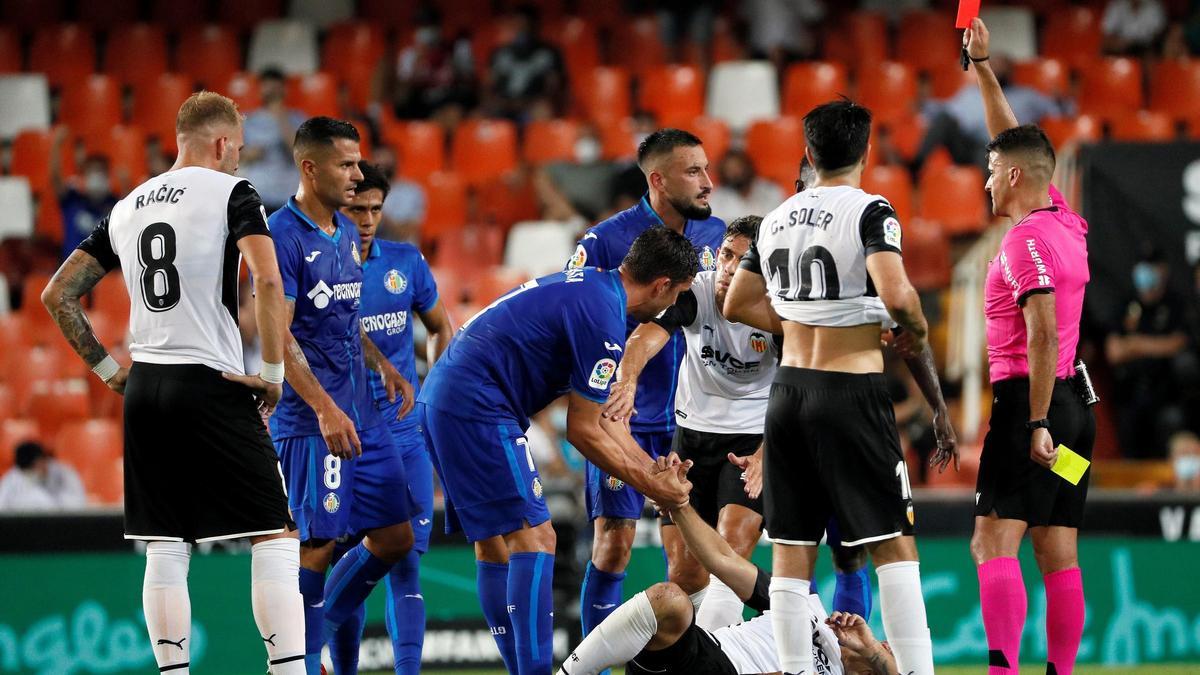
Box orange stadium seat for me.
[385,121,446,180]
[82,125,149,190]
[85,456,125,505]
[177,25,242,90]
[896,11,960,75]
[285,72,340,118]
[824,11,889,72]
[1013,58,1070,97]
[357,0,418,29]
[8,345,61,412]
[639,65,706,125]
[30,24,96,89]
[27,379,90,443]
[0,420,40,467]
[19,271,53,329]
[77,0,139,30]
[612,15,666,80]
[0,389,15,473]
[91,272,132,323]
[55,418,122,476]
[105,24,169,91]
[476,177,539,231]
[684,15,742,66]
[523,119,579,164]
[918,165,987,236]
[435,225,506,272]
[0,27,21,73]
[1109,110,1176,141]
[59,75,123,146]
[903,219,952,291]
[151,1,210,29]
[575,66,631,125]
[745,116,806,187]
[0,0,64,31]
[420,171,468,244]
[783,62,848,117]
[0,315,31,356]
[544,17,599,84]
[224,72,262,111]
[132,73,194,153]
[597,117,638,161]
[929,64,972,99]
[1078,58,1144,119]
[880,112,928,163]
[322,22,387,111]
[217,0,284,31]
[1149,60,1200,122]
[473,267,530,306]
[10,128,76,197]
[1041,114,1103,149]
[855,61,918,125]
[861,165,914,224]
[1041,7,1102,71]
[428,266,466,307]
[451,119,518,186]
[675,116,730,163]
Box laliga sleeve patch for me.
[568,244,588,269]
[883,217,902,250]
[588,358,617,390]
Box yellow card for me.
[1051,445,1090,485]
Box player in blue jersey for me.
[325,161,455,675]
[267,118,418,675]
[564,129,726,642]
[419,227,700,675]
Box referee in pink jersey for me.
[963,19,1096,675]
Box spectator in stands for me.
[707,149,785,224]
[658,0,719,63]
[0,442,86,511]
[912,56,1070,176]
[238,68,304,213]
[535,123,620,222]
[370,145,427,242]
[1106,249,1194,458]
[741,0,825,64]
[382,7,476,126]
[50,128,119,263]
[1103,0,1168,56]
[1170,431,1200,491]
[487,5,566,121]
[860,0,930,22]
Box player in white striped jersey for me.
[42,92,306,674]
[725,100,956,675]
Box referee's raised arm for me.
[965,18,1020,137]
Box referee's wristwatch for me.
[1025,418,1051,432]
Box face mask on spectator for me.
[1132,262,1161,293]
[574,137,601,164]
[1176,455,1200,481]
[416,27,439,46]
[85,170,110,199]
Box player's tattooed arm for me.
[894,333,959,472]
[360,327,415,417]
[282,300,362,458]
[42,250,110,368]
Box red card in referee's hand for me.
[956,0,981,29]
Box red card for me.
[956,0,981,28]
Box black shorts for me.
[763,367,914,547]
[627,621,737,675]
[976,378,1096,527]
[123,362,293,543]
[663,427,763,527]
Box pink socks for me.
[978,557,1026,674]
[1043,567,1084,675]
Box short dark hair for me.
[986,124,1056,181]
[637,128,703,170]
[259,67,286,82]
[14,442,44,470]
[294,116,360,160]
[622,226,699,284]
[803,99,872,174]
[725,215,760,241]
[355,160,391,199]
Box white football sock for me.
[251,538,307,675]
[769,576,813,674]
[560,591,658,675]
[877,561,935,675]
[696,574,744,630]
[144,541,192,674]
[688,586,708,614]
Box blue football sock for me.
[508,552,555,675]
[580,561,625,675]
[384,551,425,675]
[330,602,365,675]
[477,561,518,674]
[299,567,326,675]
[322,543,392,640]
[833,567,873,620]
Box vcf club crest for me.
[700,246,716,271]
[749,332,768,353]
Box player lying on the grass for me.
[603,214,873,629]
[559,459,900,675]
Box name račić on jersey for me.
[134,185,186,210]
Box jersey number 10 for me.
[138,222,181,312]
[767,246,841,301]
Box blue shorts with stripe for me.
[274,423,416,542]
[418,402,550,543]
[387,416,435,554]
[585,429,673,521]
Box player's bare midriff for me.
[779,321,885,374]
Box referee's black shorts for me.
[123,362,293,543]
[976,377,1095,527]
[763,367,914,548]
[662,426,763,527]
